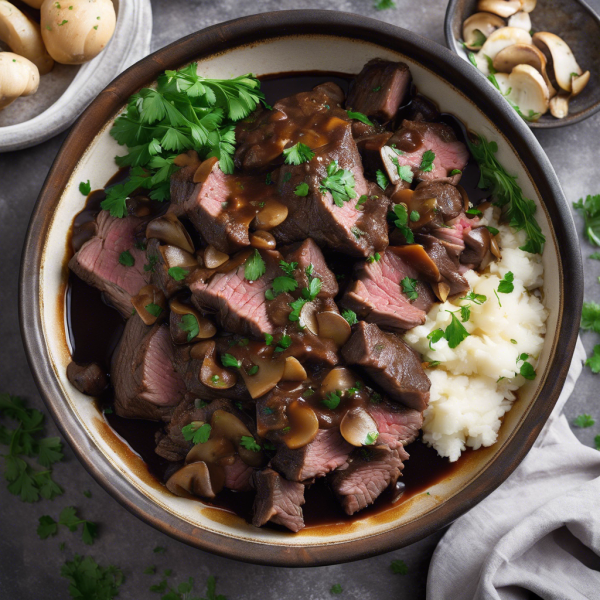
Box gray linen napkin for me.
[427,338,600,600]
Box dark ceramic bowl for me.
[445,0,600,128]
[20,10,582,566]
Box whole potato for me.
[40,0,116,65]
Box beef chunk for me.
[270,123,388,257]
[282,329,339,367]
[271,428,353,482]
[235,84,348,172]
[329,444,404,515]
[190,249,282,336]
[280,238,338,298]
[66,362,108,396]
[387,120,469,182]
[224,456,254,492]
[405,94,440,122]
[341,248,435,332]
[146,238,185,299]
[68,211,150,317]
[169,155,200,213]
[416,234,470,296]
[252,468,306,532]
[367,399,423,449]
[413,181,463,223]
[112,314,186,421]
[342,321,430,412]
[356,131,393,175]
[346,59,412,122]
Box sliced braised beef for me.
[235,83,348,172]
[190,249,281,336]
[68,211,151,317]
[66,362,108,396]
[367,399,423,449]
[346,59,412,123]
[224,456,254,492]
[169,151,201,212]
[280,238,338,298]
[271,428,353,483]
[342,321,431,412]
[112,314,186,421]
[252,468,306,532]
[356,131,393,176]
[387,120,469,183]
[328,444,404,516]
[341,248,435,331]
[269,123,388,257]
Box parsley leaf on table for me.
[585,344,600,373]
[589,252,600,260]
[574,414,595,428]
[331,583,343,594]
[243,249,266,281]
[283,142,315,165]
[181,422,212,444]
[320,160,357,207]
[61,554,124,600]
[38,507,98,545]
[595,435,600,451]
[573,194,600,246]
[581,302,600,334]
[374,0,396,9]
[391,559,408,574]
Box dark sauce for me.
[66,71,479,529]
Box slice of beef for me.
[281,329,339,367]
[235,84,349,172]
[346,59,412,123]
[146,238,184,299]
[112,314,186,421]
[416,234,470,296]
[329,444,404,515]
[341,248,435,332]
[270,123,388,257]
[68,211,151,317]
[169,154,201,214]
[224,456,254,492]
[280,238,338,298]
[387,120,469,183]
[271,428,353,482]
[252,468,306,532]
[367,399,423,449]
[342,321,430,412]
[190,249,282,336]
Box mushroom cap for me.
[462,12,506,50]
[204,245,229,269]
[166,462,225,499]
[571,71,590,97]
[505,64,550,120]
[477,0,522,18]
[316,311,352,347]
[0,52,39,109]
[0,1,54,74]
[40,0,116,65]
[340,407,379,447]
[549,92,569,119]
[506,11,531,32]
[146,213,195,254]
[474,27,532,75]
[520,0,537,12]
[282,400,319,450]
[533,32,582,93]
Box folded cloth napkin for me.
[427,338,600,600]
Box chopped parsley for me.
[275,335,292,353]
[460,292,487,305]
[283,142,315,165]
[294,182,309,196]
[375,169,389,190]
[177,314,199,342]
[351,226,364,239]
[144,303,163,318]
[585,344,600,373]
[366,252,381,264]
[498,271,515,294]
[144,254,159,272]
[516,353,536,380]
[79,180,91,195]
[392,204,415,243]
[240,436,261,452]
[573,195,600,246]
[244,249,266,281]
[486,226,499,235]
[390,559,408,574]
[181,422,211,444]
[246,365,258,376]
[347,110,374,126]
[37,507,98,546]
[221,354,241,369]
[466,207,482,216]
[355,195,368,210]
[400,277,419,301]
[427,329,444,350]
[168,266,188,281]
[320,160,357,207]
[444,311,470,348]
[574,414,595,428]
[364,431,379,445]
[342,309,358,326]
[410,210,420,222]
[390,155,413,183]
[331,583,343,594]
[450,169,462,176]
[419,149,435,172]
[459,305,471,322]
[264,333,273,346]
[118,250,134,267]
[323,391,341,410]
[288,266,322,322]
[374,0,396,9]
[61,555,124,599]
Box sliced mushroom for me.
[474,27,532,75]
[299,301,319,335]
[130,285,166,326]
[477,0,521,18]
[66,361,108,396]
[282,401,319,450]
[380,145,402,184]
[492,72,511,95]
[519,0,536,12]
[506,10,531,31]
[504,64,550,120]
[462,12,506,50]
[193,156,219,183]
[431,281,451,303]
[281,357,308,382]
[185,437,236,465]
[320,367,356,397]
[146,213,195,254]
[204,245,229,269]
[210,410,265,467]
[237,356,285,399]
[166,462,225,499]
[533,32,582,93]
[0,52,39,109]
[159,245,198,270]
[0,1,54,74]
[389,245,440,281]
[169,298,217,340]
[173,150,200,168]
[340,407,379,447]
[253,199,288,230]
[549,92,569,119]
[198,341,237,390]
[316,312,352,347]
[572,71,590,97]
[493,43,557,97]
[250,230,277,250]
[490,232,502,259]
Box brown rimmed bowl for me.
[20,10,582,566]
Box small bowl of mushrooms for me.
[445,0,600,127]
[0,0,151,151]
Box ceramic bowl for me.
[444,0,600,128]
[20,10,582,566]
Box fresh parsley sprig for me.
[320,160,357,207]
[283,142,315,165]
[392,204,415,243]
[181,422,211,445]
[573,195,600,246]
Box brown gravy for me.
[66,70,482,529]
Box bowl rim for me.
[20,9,583,566]
[443,0,600,129]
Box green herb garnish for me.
[320,160,357,207]
[283,142,315,165]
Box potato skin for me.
[40,0,116,65]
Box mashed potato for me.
[404,206,547,462]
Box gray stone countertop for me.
[1,1,599,598]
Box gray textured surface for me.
[1,1,599,598]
